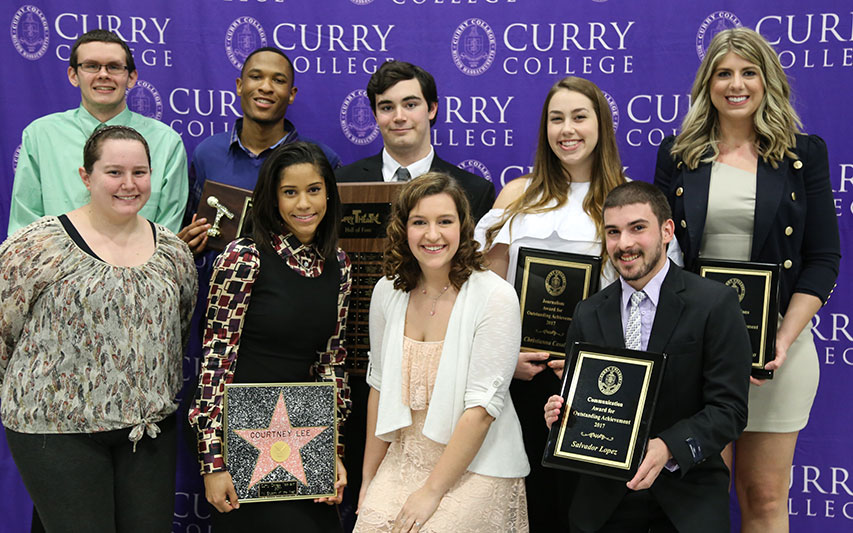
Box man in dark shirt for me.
[545,182,751,532]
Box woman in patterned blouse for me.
[0,125,197,531]
[188,141,351,531]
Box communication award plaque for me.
[514,248,601,356]
[223,383,337,503]
[543,342,666,481]
[196,180,253,252]
[699,259,780,380]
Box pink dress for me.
[354,337,529,532]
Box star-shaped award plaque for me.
[224,383,337,502]
[235,392,328,488]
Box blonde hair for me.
[484,77,625,250]
[672,27,802,170]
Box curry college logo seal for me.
[350,0,374,4]
[11,5,49,61]
[451,18,497,76]
[598,366,623,396]
[545,270,567,297]
[601,90,620,132]
[127,80,164,121]
[457,159,493,183]
[225,17,267,70]
[725,278,746,302]
[696,11,742,60]
[340,90,379,146]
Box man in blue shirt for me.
[178,47,341,252]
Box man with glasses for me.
[8,29,188,235]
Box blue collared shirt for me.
[186,118,342,219]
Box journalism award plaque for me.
[699,259,780,380]
[514,248,601,356]
[223,383,337,503]
[543,342,666,481]
[196,180,253,252]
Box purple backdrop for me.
[1,1,851,531]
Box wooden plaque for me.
[337,182,405,373]
[196,180,254,252]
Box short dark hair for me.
[251,142,340,259]
[240,47,295,85]
[603,181,672,226]
[69,30,136,73]
[83,125,150,173]
[367,61,438,126]
[383,172,485,292]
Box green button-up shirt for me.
[9,105,188,235]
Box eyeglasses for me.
[77,62,129,75]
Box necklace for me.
[422,284,450,316]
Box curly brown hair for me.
[384,172,486,292]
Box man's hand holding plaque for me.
[193,180,254,252]
[542,342,666,482]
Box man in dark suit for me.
[335,60,495,221]
[545,181,752,532]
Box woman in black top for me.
[189,142,351,531]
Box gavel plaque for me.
[196,180,254,252]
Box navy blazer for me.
[566,264,752,532]
[335,152,496,222]
[654,134,840,314]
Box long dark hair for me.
[250,142,341,258]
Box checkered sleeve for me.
[313,247,352,458]
[187,239,260,475]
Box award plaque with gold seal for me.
[699,259,780,380]
[223,383,337,503]
[543,342,666,481]
[514,247,601,357]
[196,180,254,252]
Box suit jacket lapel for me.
[595,285,626,348]
[683,164,711,256]
[362,152,383,181]
[647,264,686,354]
[751,158,784,260]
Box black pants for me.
[572,490,678,533]
[7,415,177,533]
